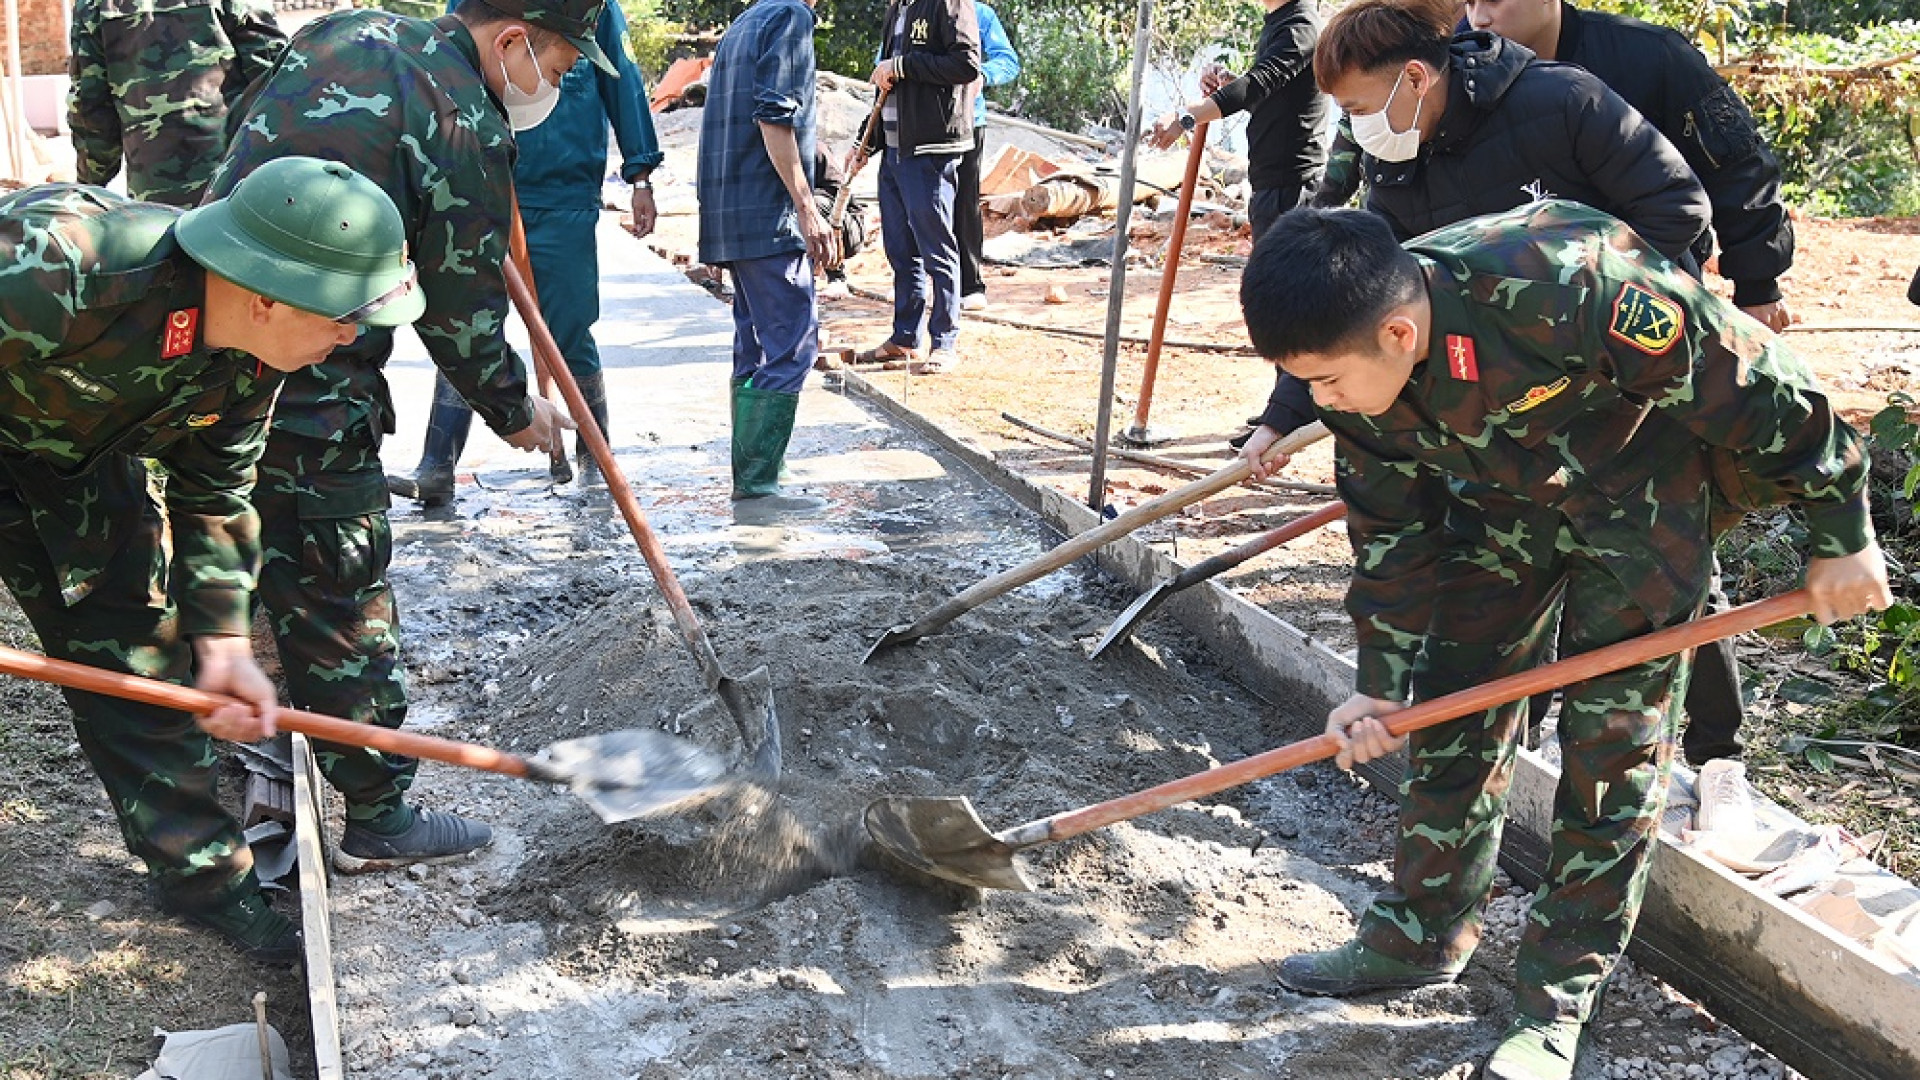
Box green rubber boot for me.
[1483,1016,1586,1080]
[731,383,825,513]
[1274,939,1462,997]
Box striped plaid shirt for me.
[696,0,818,265]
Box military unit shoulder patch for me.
[1607,284,1683,355]
[1505,376,1572,414]
[185,413,222,429]
[1444,334,1479,381]
[160,308,199,359]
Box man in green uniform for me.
[68,0,288,207]
[0,156,424,960]
[205,0,583,872]
[1238,201,1891,1080]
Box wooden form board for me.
[835,369,1920,1080]
[291,734,345,1080]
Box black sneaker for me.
[334,808,492,874]
[163,890,301,964]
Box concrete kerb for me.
[830,367,1920,1080]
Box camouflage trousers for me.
[1356,518,1701,1023]
[252,431,415,824]
[0,456,258,908]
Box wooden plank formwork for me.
[291,734,345,1080]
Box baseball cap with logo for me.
[487,0,618,77]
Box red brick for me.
[0,0,71,78]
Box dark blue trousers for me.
[876,147,961,353]
[728,250,817,394]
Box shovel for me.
[863,421,1331,661]
[504,261,781,781]
[0,643,731,823]
[1089,500,1348,659]
[867,588,1812,890]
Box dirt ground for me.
[319,419,1797,1080]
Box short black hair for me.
[1240,208,1425,360]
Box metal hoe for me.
[1089,500,1348,659]
[863,421,1331,661]
[505,261,781,781]
[0,643,731,823]
[867,589,1814,890]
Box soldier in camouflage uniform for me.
[0,157,424,961]
[205,0,589,871]
[67,0,287,207]
[1238,202,1891,1080]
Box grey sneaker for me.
[335,808,492,874]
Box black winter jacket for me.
[1364,33,1707,259]
[1257,33,1710,436]
[1209,0,1328,193]
[872,0,980,157]
[1555,4,1792,306]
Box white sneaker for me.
[959,292,987,312]
[1695,758,1758,834]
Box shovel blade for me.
[861,624,919,664]
[1088,580,1175,661]
[533,729,734,823]
[863,795,1034,892]
[716,666,782,782]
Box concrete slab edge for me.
[291,734,345,1080]
[833,370,1920,1080]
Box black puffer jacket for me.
[1257,33,1710,438]
[872,0,980,157]
[1365,33,1708,261]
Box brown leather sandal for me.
[851,340,918,368]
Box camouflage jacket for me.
[68,0,287,208]
[0,185,282,636]
[207,9,532,453]
[1329,200,1871,701]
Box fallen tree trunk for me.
[1020,152,1195,222]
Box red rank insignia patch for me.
[1445,334,1479,381]
[161,308,199,359]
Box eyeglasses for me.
[334,264,419,324]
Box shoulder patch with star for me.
[1607,283,1683,355]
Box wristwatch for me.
[1178,111,1197,133]
[631,175,654,191]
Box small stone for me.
[82,900,116,922]
[1043,284,1070,304]
[455,908,481,927]
[409,1052,433,1067]
[700,956,719,972]
[407,863,430,881]
[452,1006,479,1028]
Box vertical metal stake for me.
[1088,0,1157,511]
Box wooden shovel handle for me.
[1130,120,1209,435]
[1171,500,1347,589]
[831,86,888,229]
[503,260,728,693]
[0,643,535,779]
[897,421,1330,640]
[1013,588,1813,846]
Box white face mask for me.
[1349,68,1424,163]
[500,36,561,131]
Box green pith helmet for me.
[175,157,427,328]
